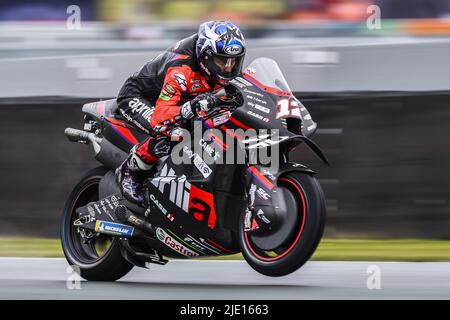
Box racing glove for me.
[180,93,219,119]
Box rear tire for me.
[60,166,134,281]
[239,171,326,277]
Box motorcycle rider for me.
[115,21,246,203]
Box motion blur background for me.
[0,0,449,239]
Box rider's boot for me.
[116,146,154,204]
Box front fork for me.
[243,164,283,234]
[243,161,316,235]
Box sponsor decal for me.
[257,187,271,200]
[161,88,174,98]
[256,209,271,225]
[190,84,202,91]
[229,78,246,89]
[149,192,174,221]
[95,220,134,237]
[224,45,243,55]
[128,215,144,226]
[199,138,221,160]
[248,101,270,113]
[110,195,120,207]
[128,98,154,122]
[100,199,108,214]
[184,237,206,253]
[243,88,265,98]
[119,109,151,134]
[211,111,231,127]
[174,73,187,91]
[151,164,216,229]
[87,205,95,217]
[261,169,277,181]
[235,77,253,87]
[191,79,201,83]
[185,235,220,254]
[150,194,167,215]
[247,110,270,123]
[254,104,270,113]
[153,140,172,156]
[244,208,252,231]
[245,135,290,149]
[156,228,199,257]
[193,153,212,178]
[159,93,171,101]
[156,227,165,240]
[103,198,115,210]
[246,96,268,105]
[180,101,194,119]
[247,166,276,190]
[164,83,176,94]
[183,146,213,178]
[188,184,217,229]
[253,103,270,114]
[249,184,257,207]
[246,66,256,76]
[276,98,302,120]
[151,164,191,213]
[93,203,102,215]
[241,133,270,145]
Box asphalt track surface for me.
[0,258,449,300]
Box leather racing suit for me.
[116,34,221,165]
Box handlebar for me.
[199,87,240,120]
[212,88,237,107]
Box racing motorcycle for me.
[60,57,329,280]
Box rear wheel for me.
[239,171,326,277]
[60,166,134,281]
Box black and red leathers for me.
[116,34,221,164]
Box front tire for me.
[60,166,134,281]
[239,171,326,277]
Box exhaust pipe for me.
[64,127,127,169]
[114,205,155,237]
[64,128,102,152]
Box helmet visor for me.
[210,55,244,80]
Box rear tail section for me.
[64,99,147,169]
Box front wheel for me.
[60,166,134,281]
[239,171,326,277]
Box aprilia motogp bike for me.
[61,58,329,280]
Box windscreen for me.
[244,58,317,136]
[244,57,292,95]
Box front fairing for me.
[226,57,317,138]
[194,58,328,171]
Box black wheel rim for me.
[244,177,307,262]
[66,177,114,265]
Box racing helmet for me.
[196,21,246,84]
